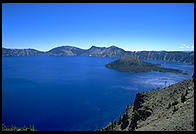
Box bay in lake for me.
[2,56,194,131]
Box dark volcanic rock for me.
[133,92,147,111]
[105,55,188,75]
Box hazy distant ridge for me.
[2,46,194,64]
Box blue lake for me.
[2,56,194,131]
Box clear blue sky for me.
[2,3,194,51]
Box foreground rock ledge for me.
[101,78,194,131]
[2,124,37,131]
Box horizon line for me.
[2,45,194,52]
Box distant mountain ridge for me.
[46,46,85,56]
[128,51,194,64]
[2,46,194,64]
[2,48,45,56]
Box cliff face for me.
[101,79,194,131]
[46,46,85,56]
[81,46,126,58]
[130,51,194,64]
[2,48,45,56]
[2,46,194,65]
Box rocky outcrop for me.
[2,124,37,131]
[101,78,194,131]
[105,56,189,75]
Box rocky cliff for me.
[2,48,45,56]
[2,46,194,64]
[80,45,126,58]
[101,78,194,131]
[46,46,85,56]
[129,51,194,64]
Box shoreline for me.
[100,78,194,131]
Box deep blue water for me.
[2,56,194,131]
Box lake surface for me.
[2,56,194,131]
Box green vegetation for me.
[186,95,193,100]
[173,106,178,113]
[181,90,188,103]
[143,104,150,110]
[133,110,141,122]
[105,56,188,75]
[181,93,186,103]
[168,102,172,109]
[101,79,194,131]
[171,100,179,106]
